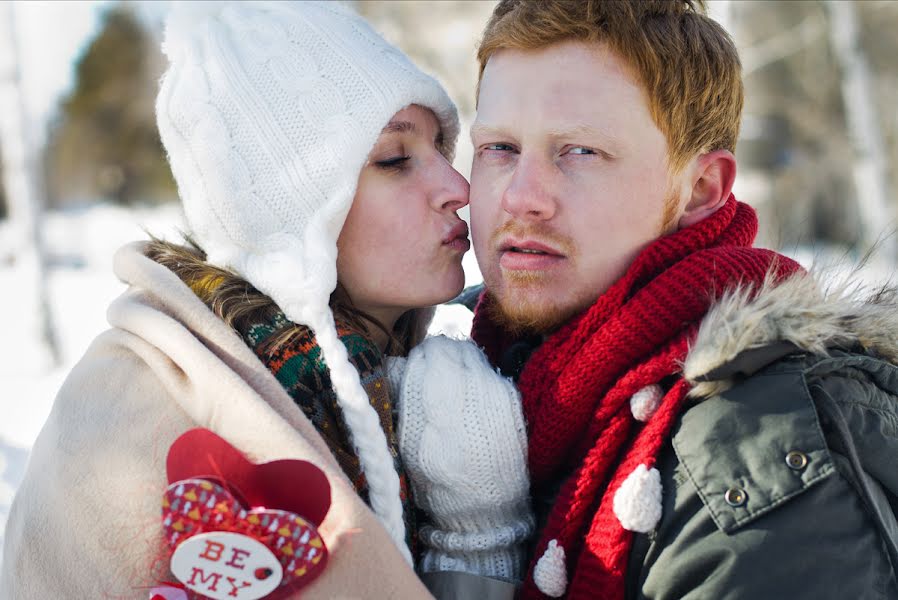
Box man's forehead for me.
[480,41,637,92]
[474,43,652,142]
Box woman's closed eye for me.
[375,155,411,171]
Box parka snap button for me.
[724,487,747,507]
[785,450,809,470]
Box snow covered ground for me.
[0,203,184,550]
[0,201,894,555]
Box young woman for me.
[1,2,530,599]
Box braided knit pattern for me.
[472,198,803,599]
[308,309,412,564]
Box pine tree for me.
[44,5,175,207]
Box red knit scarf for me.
[471,197,801,599]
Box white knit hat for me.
[155,0,459,564]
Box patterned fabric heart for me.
[157,429,333,600]
[162,478,327,600]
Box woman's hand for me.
[391,336,535,583]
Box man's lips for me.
[500,238,564,255]
[442,221,471,252]
[498,237,566,270]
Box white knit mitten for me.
[389,335,534,584]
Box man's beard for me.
[483,222,584,336]
[484,284,590,336]
[481,190,679,336]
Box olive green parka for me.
[629,272,898,599]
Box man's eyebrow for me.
[382,120,416,134]
[544,124,621,146]
[470,123,506,140]
[471,123,620,146]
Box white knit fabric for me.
[613,464,663,533]
[384,355,408,402]
[630,384,664,422]
[390,336,535,583]
[155,1,459,564]
[533,539,567,598]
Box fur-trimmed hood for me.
[684,268,898,398]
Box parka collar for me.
[685,268,898,398]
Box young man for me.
[467,1,898,598]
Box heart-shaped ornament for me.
[166,429,331,527]
[160,429,332,600]
[162,479,328,600]
[150,584,189,600]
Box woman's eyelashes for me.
[375,155,411,171]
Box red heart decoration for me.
[148,583,188,600]
[166,429,330,527]
[161,429,332,599]
[162,478,328,599]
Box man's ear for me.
[679,149,736,229]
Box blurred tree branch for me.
[825,0,896,258]
[0,3,60,366]
[742,13,825,77]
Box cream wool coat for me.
[0,241,433,599]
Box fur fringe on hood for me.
[684,266,898,398]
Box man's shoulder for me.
[683,269,898,398]
[635,349,898,599]
[674,347,898,520]
[672,352,838,534]
[652,267,898,597]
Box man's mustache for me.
[489,221,575,256]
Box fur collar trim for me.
[684,268,898,398]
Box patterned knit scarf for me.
[472,197,801,599]
[235,311,418,552]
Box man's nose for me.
[500,154,557,220]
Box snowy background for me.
[3,0,898,562]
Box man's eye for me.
[484,143,515,152]
[567,146,596,155]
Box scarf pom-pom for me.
[613,464,663,532]
[630,384,663,422]
[533,539,567,597]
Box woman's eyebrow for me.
[382,120,416,134]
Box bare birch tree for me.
[825,0,896,258]
[0,2,60,367]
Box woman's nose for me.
[432,160,470,212]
